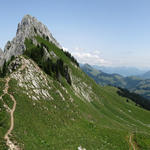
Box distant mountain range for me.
[81,64,150,100]
[92,65,147,77]
[92,65,150,79]
[140,71,150,79]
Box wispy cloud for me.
[65,47,111,66]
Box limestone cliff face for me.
[0,14,61,67]
[0,48,4,60]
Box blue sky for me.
[0,0,150,68]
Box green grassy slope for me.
[81,64,150,100]
[0,79,9,150]
[81,64,126,87]
[0,37,150,149]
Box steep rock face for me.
[0,48,3,58]
[0,49,4,65]
[0,14,61,67]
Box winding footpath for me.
[129,134,136,150]
[1,57,26,150]
[3,57,26,150]
[3,77,19,150]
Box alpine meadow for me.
[0,14,150,150]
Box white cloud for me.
[62,47,69,52]
[70,48,111,66]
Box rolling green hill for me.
[81,64,150,100]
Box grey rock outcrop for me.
[0,14,62,67]
[0,48,3,58]
[8,57,21,73]
[50,51,57,58]
[43,47,50,60]
[0,48,4,66]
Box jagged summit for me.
[17,14,61,49]
[0,14,61,67]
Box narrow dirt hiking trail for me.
[3,56,27,150]
[3,77,19,150]
[129,134,136,150]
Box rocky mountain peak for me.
[0,14,61,67]
[17,14,61,48]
